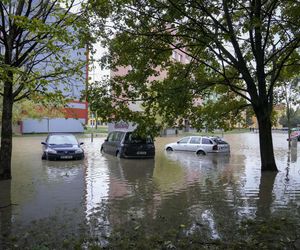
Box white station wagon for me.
[164,136,230,155]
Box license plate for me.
[61,155,73,159]
[136,151,146,155]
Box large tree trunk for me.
[256,109,278,172]
[0,81,14,180]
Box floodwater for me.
[0,132,300,248]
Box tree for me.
[0,0,88,180]
[89,0,300,171]
[12,98,66,122]
[279,108,300,128]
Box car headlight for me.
[45,148,57,154]
[75,148,83,154]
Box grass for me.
[2,213,299,249]
[83,126,108,134]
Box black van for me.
[101,131,155,159]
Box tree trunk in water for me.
[0,82,13,180]
[256,111,278,172]
[0,180,12,245]
[256,171,277,218]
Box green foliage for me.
[87,0,300,135]
[0,0,90,177]
[0,0,88,104]
[279,108,300,127]
[12,99,66,123]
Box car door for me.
[201,137,214,153]
[105,132,115,154]
[188,136,202,152]
[113,131,125,155]
[174,137,190,151]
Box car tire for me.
[100,147,104,153]
[166,147,173,151]
[196,150,206,156]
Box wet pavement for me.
[0,132,300,247]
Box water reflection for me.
[42,160,85,183]
[291,146,298,163]
[164,151,230,169]
[1,133,300,247]
[0,180,11,248]
[256,172,277,218]
[87,155,155,218]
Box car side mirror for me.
[41,142,46,145]
[80,142,84,145]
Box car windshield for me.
[211,137,228,145]
[47,134,78,145]
[124,132,153,144]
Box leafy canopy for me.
[0,0,89,105]
[88,0,300,135]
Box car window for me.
[48,134,78,145]
[190,137,201,144]
[124,132,153,144]
[107,132,114,142]
[178,137,189,144]
[202,138,213,144]
[115,132,124,142]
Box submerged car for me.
[288,129,300,141]
[101,130,155,159]
[165,136,230,155]
[41,133,84,160]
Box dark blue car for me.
[41,133,84,160]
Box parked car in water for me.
[287,128,300,141]
[164,136,230,155]
[41,133,84,160]
[101,131,155,159]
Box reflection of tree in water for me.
[0,180,11,249]
[290,146,297,163]
[256,172,277,219]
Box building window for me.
[172,51,177,60]
[178,53,182,62]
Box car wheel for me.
[41,153,46,160]
[166,147,173,151]
[100,147,104,153]
[196,150,206,156]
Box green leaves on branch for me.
[88,0,300,135]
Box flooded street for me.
[1,132,300,248]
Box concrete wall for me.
[22,118,85,133]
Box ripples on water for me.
[1,132,300,246]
